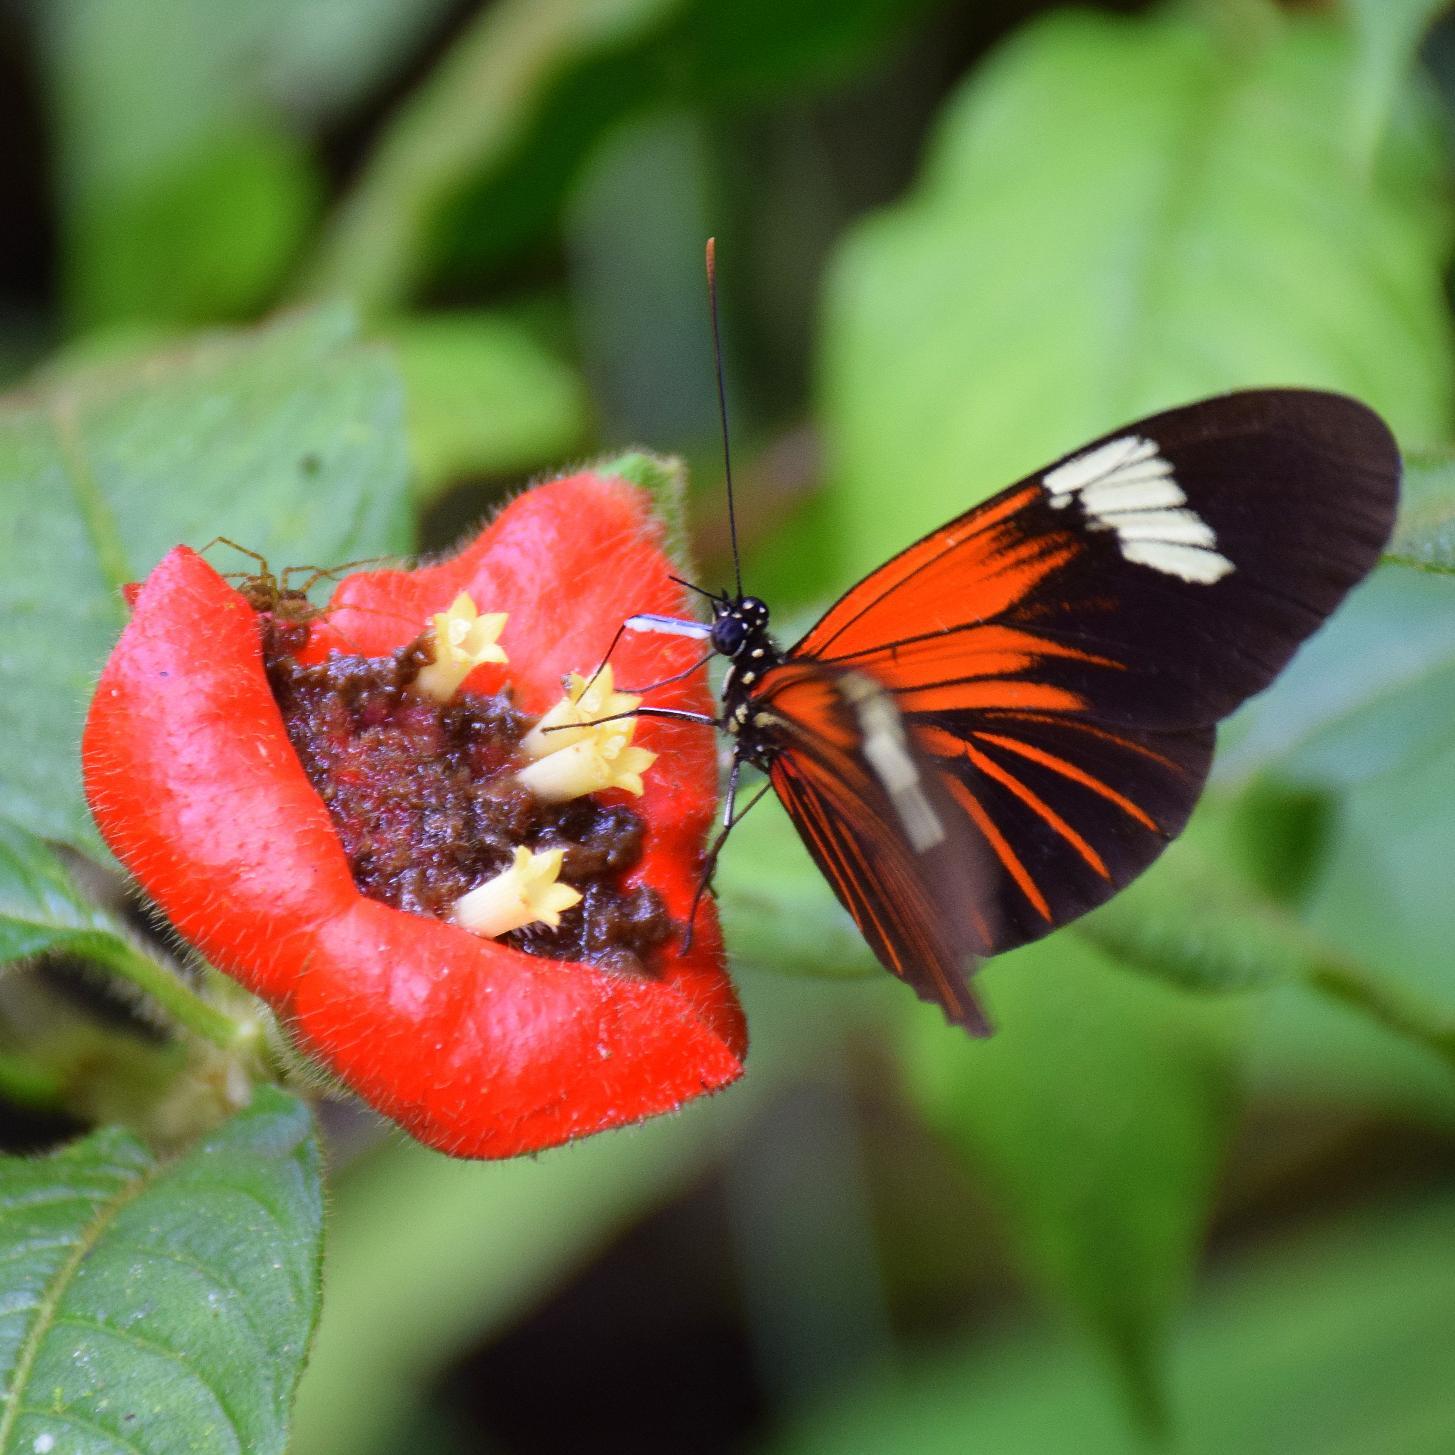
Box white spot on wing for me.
[1044,436,1155,499]
[1097,508,1217,546]
[1042,434,1234,584]
[1122,539,1233,583]
[842,675,946,853]
[1078,477,1183,514]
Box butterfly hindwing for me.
[782,389,1399,956]
[748,661,994,1033]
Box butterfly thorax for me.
[713,596,784,749]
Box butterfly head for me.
[710,596,771,660]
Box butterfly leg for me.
[682,767,775,950]
[617,650,716,695]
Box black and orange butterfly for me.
[625,388,1399,1036]
[619,262,1400,1035]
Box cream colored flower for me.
[516,726,657,802]
[520,664,641,759]
[452,846,582,938]
[416,592,508,702]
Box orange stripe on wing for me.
[960,742,1109,879]
[989,712,1189,776]
[775,762,975,1021]
[832,623,1122,680]
[800,486,1059,659]
[946,777,1052,921]
[775,763,900,966]
[898,679,1086,715]
[973,731,1161,832]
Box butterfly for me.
[622,382,1400,1036]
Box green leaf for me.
[0,817,242,1049]
[1250,979,1455,1129]
[67,128,320,331]
[1076,786,1341,997]
[1387,450,1455,574]
[767,1188,1455,1455]
[1342,0,1452,171]
[1079,819,1455,1075]
[906,937,1244,1426]
[1077,836,1324,996]
[1302,735,1455,1024]
[592,448,694,573]
[295,0,686,312]
[0,1088,323,1455]
[299,0,934,307]
[821,6,1454,580]
[39,0,453,329]
[1218,568,1455,790]
[0,818,141,969]
[0,307,411,853]
[387,312,588,502]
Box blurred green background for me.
[4,0,1455,1451]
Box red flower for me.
[83,474,746,1158]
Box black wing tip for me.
[1143,387,1399,465]
[1210,387,1399,479]
[1154,387,1401,554]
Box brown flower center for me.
[260,617,673,976]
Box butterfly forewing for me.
[749,662,995,1033]
[781,389,1399,959]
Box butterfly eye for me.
[711,615,748,656]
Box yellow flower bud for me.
[416,593,508,702]
[451,846,582,938]
[516,728,657,802]
[520,665,641,759]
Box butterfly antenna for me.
[668,573,720,605]
[706,238,744,600]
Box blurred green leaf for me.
[1303,735,1455,1021]
[389,312,588,502]
[297,0,685,312]
[0,1088,322,1455]
[0,307,411,853]
[40,0,455,329]
[821,6,1454,579]
[1081,814,1455,1075]
[669,0,941,97]
[768,1188,1455,1455]
[1223,777,1336,906]
[1387,450,1455,574]
[441,0,940,282]
[1218,568,1455,790]
[1342,0,1452,171]
[1076,783,1333,993]
[1250,979,1455,1129]
[303,0,944,306]
[0,818,139,968]
[1077,826,1332,997]
[906,938,1244,1426]
[68,128,319,330]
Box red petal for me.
[83,479,744,1158]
